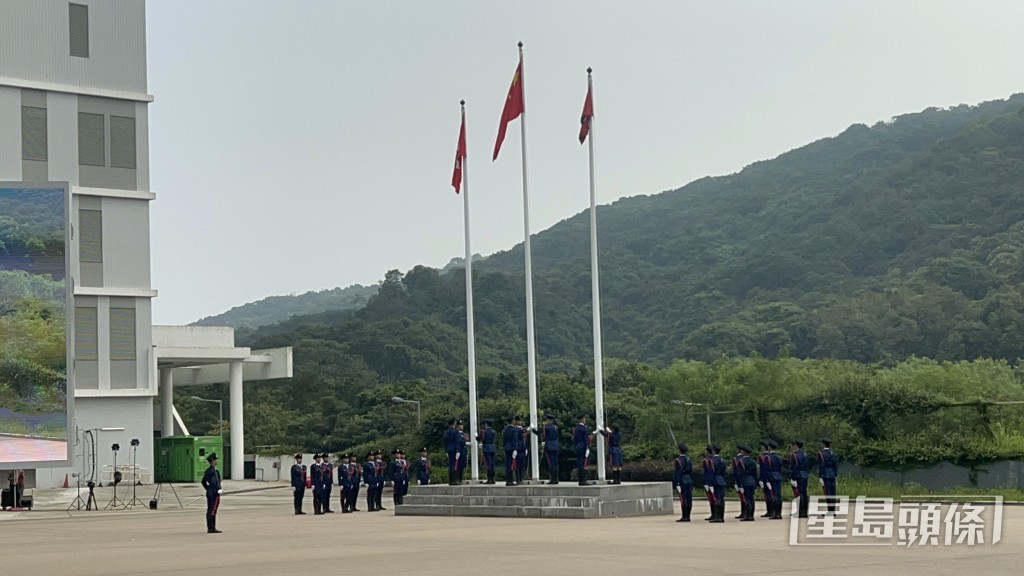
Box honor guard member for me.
[502,416,519,486]
[373,450,387,511]
[598,424,624,484]
[456,421,470,484]
[201,452,223,533]
[477,419,498,484]
[734,444,758,521]
[444,418,462,485]
[701,445,719,522]
[818,437,839,514]
[417,448,432,485]
[531,414,560,484]
[787,438,810,518]
[731,448,746,520]
[767,440,784,520]
[337,453,351,513]
[348,455,362,512]
[310,453,323,515]
[391,449,410,506]
[711,444,727,522]
[673,443,693,522]
[514,416,529,485]
[321,453,334,513]
[362,452,378,512]
[572,414,594,486]
[757,440,773,518]
[290,453,307,515]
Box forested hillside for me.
[177,95,1024,469]
[193,283,378,333]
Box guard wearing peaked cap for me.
[502,416,518,486]
[673,443,693,522]
[362,451,379,511]
[201,452,223,533]
[787,438,810,518]
[443,418,462,485]
[732,444,757,521]
[476,418,497,484]
[818,436,839,515]
[572,413,594,486]
[321,452,335,513]
[290,453,307,515]
[311,453,325,515]
[765,440,783,519]
[531,414,561,484]
[391,448,410,505]
[417,447,432,485]
[700,445,717,521]
[373,450,387,511]
[598,423,624,484]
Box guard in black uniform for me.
[444,418,461,485]
[711,444,727,523]
[818,436,839,514]
[531,414,560,484]
[374,450,387,511]
[290,453,307,515]
[348,455,362,512]
[701,445,718,522]
[514,415,528,484]
[362,451,378,512]
[734,444,757,521]
[417,447,432,485]
[322,452,334,513]
[572,414,593,486]
[477,419,497,484]
[767,440,783,520]
[201,453,223,533]
[310,453,324,515]
[502,416,518,486]
[391,448,410,505]
[337,453,351,513]
[673,443,693,522]
[787,438,810,518]
[599,424,624,484]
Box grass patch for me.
[836,476,1024,501]
[0,417,66,439]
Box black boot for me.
[613,470,622,484]
[709,502,724,523]
[683,502,692,522]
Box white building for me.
[0,0,290,487]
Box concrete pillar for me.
[229,361,244,480]
[159,369,174,437]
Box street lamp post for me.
[190,396,223,437]
[391,396,422,427]
[672,400,712,445]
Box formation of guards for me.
[673,436,838,523]
[282,412,838,523]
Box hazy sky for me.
[147,1,1024,325]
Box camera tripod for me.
[104,449,125,510]
[66,474,89,511]
[151,481,184,509]
[125,443,147,509]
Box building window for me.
[109,116,136,169]
[109,308,137,361]
[69,3,89,58]
[78,208,103,263]
[78,112,105,166]
[21,107,48,161]
[75,307,98,360]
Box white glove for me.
[512,450,518,459]
[738,487,744,495]
[217,489,223,494]
[291,486,296,492]
[820,478,825,486]
[790,480,798,488]
[758,481,764,488]
[455,452,461,461]
[585,448,590,459]
[703,484,709,492]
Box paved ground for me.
[1,482,1019,575]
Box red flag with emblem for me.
[579,84,593,144]
[452,114,467,193]
[493,62,524,160]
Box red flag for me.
[493,62,524,160]
[452,114,467,193]
[579,83,594,144]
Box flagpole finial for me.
[460,99,465,106]
[518,41,523,48]
[587,67,592,74]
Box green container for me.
[154,436,224,483]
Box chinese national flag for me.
[493,62,525,160]
[452,115,467,193]
[579,84,594,144]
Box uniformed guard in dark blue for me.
[502,416,518,486]
[711,444,727,522]
[572,414,593,486]
[456,421,469,484]
[598,424,624,484]
[531,414,560,484]
[374,450,387,511]
[673,443,693,522]
[391,448,410,506]
[362,452,378,512]
[767,440,783,520]
[444,418,462,485]
[348,455,362,512]
[757,440,773,518]
[731,448,746,520]
[201,452,223,533]
[321,452,334,513]
[310,453,324,515]
[514,415,528,484]
[477,419,498,484]
[818,436,839,515]
[337,453,351,513]
[417,447,432,485]
[701,445,719,522]
[787,438,810,518]
[734,444,758,521]
[290,453,307,515]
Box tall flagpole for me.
[518,42,541,481]
[586,68,607,483]
[462,100,480,483]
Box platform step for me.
[396,504,591,519]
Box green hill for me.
[192,283,378,333]
[177,95,1024,466]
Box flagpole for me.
[462,100,480,483]
[517,41,541,482]
[586,68,607,483]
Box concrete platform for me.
[397,481,673,519]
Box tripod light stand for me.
[104,443,125,509]
[125,439,146,509]
[66,473,87,511]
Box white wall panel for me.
[101,197,151,288]
[0,86,22,180]
[46,91,78,184]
